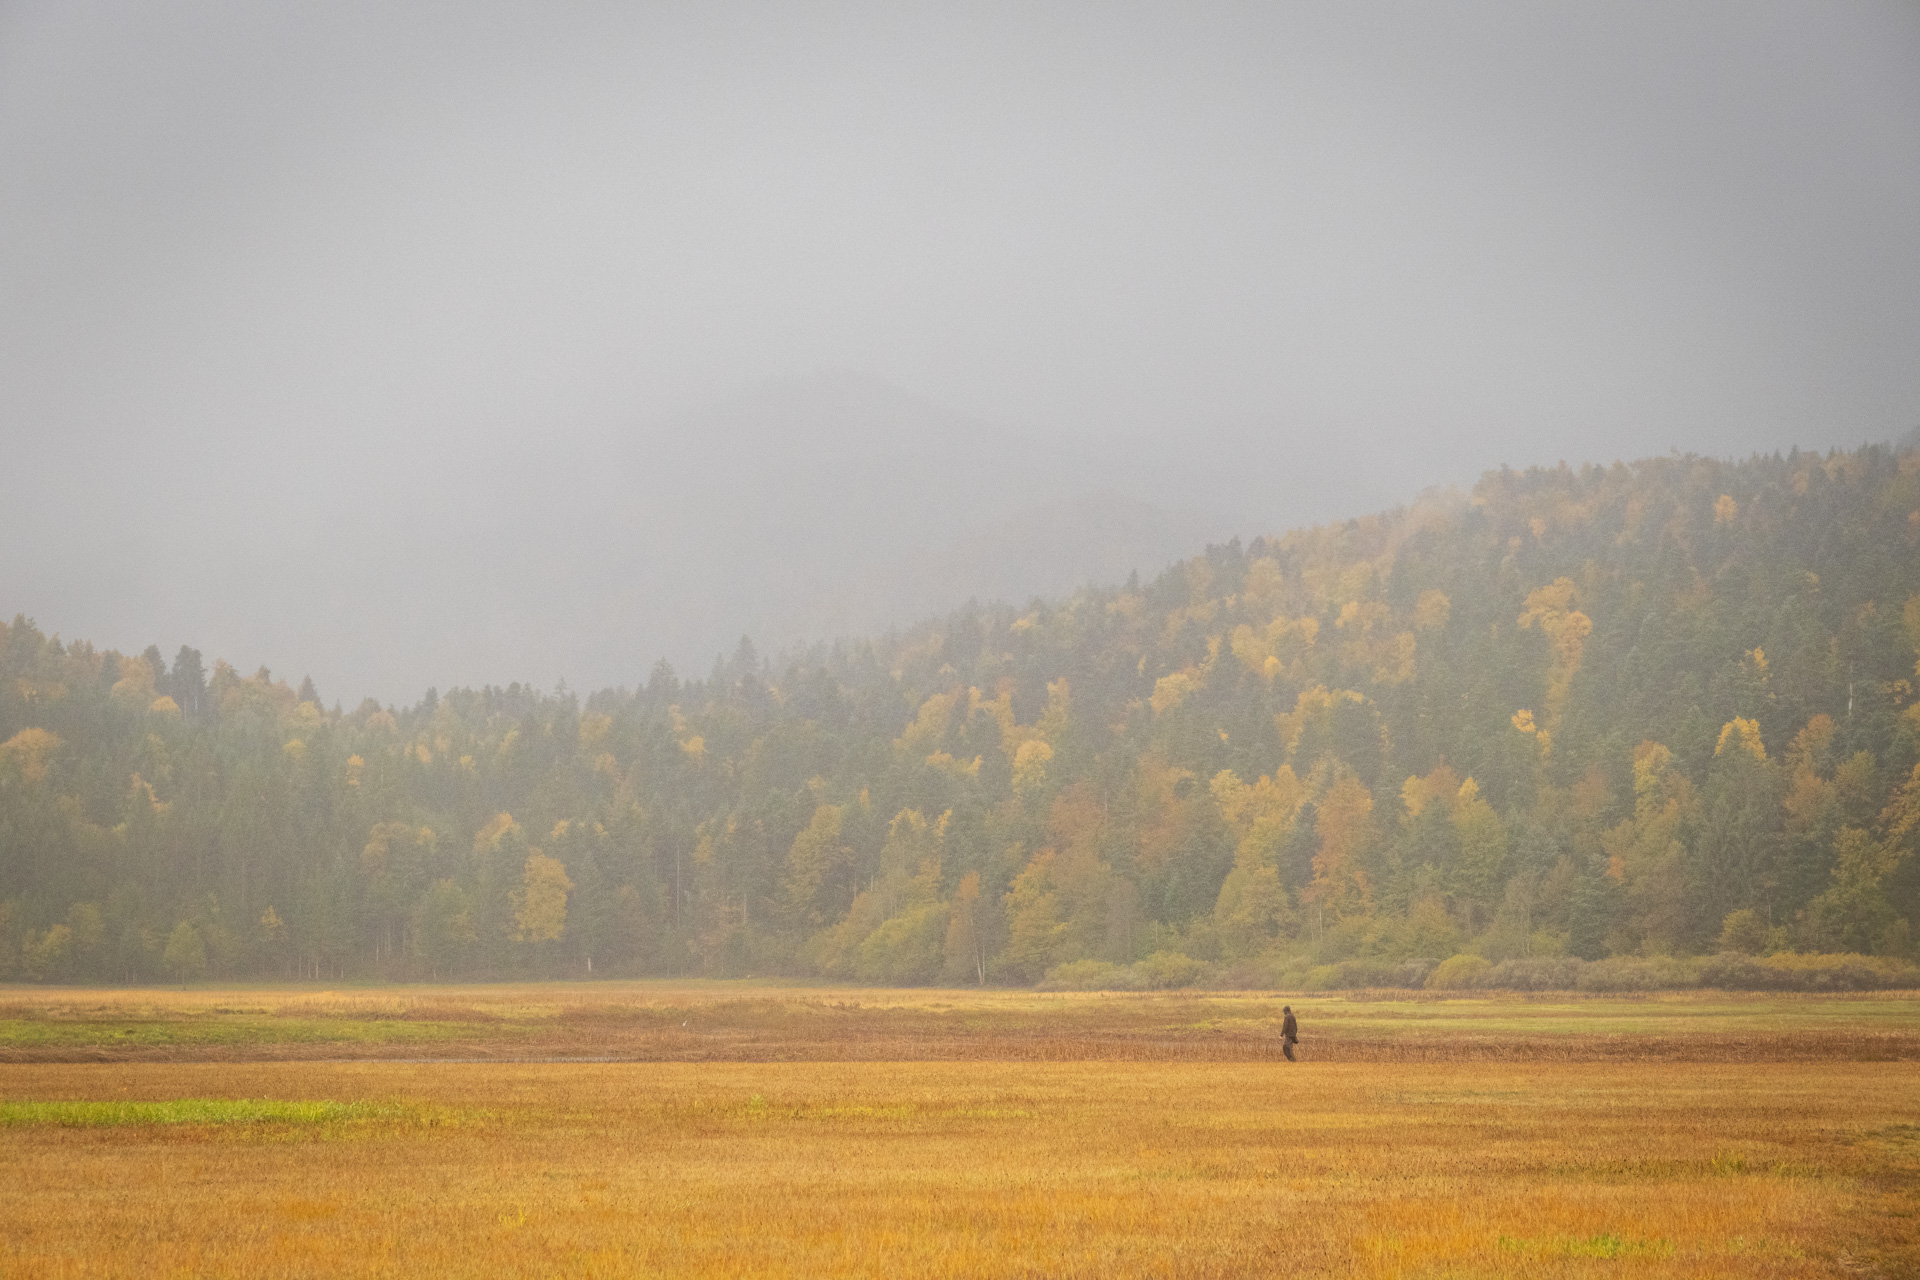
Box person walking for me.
[1280,1005,1299,1062]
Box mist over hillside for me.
[13,371,1448,706]
[5,441,1919,989]
[175,374,1250,703]
[8,5,1917,707]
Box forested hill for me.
[5,444,1920,987]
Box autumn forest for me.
[4,444,1920,990]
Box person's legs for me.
[1283,1040,1295,1061]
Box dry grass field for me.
[1,984,1915,1278]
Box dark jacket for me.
[1281,1011,1298,1042]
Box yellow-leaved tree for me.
[999,789,1112,981]
[109,655,156,705]
[0,727,62,784]
[1310,772,1377,923]
[1210,767,1305,958]
[1517,577,1593,736]
[512,853,573,943]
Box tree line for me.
[3,443,1918,986]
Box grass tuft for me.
[1500,1232,1677,1259]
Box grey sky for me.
[3,2,1918,704]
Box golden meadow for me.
[2,982,1916,1277]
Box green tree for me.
[22,924,73,981]
[65,901,104,978]
[1213,848,1290,960]
[412,880,477,977]
[1687,720,1781,946]
[163,922,208,983]
[1802,828,1904,954]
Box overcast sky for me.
[3,2,1918,703]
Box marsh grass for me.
[0,987,1915,1276]
[1,983,1914,1064]
[1,1057,1911,1277]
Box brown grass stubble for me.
[4,986,1918,1064]
[0,1057,1915,1278]
[10,1029,1917,1064]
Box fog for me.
[3,2,1917,704]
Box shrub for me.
[1326,958,1400,988]
[1694,952,1781,990]
[1755,951,1918,991]
[1482,956,1581,991]
[1425,953,1492,990]
[1331,958,1435,989]
[1264,958,1317,991]
[1575,956,1694,992]
[1134,951,1209,990]
[1294,957,1440,991]
[1043,947,1920,993]
[1690,950,1920,992]
[1390,958,1440,988]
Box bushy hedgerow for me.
[1300,958,1439,990]
[1695,951,1919,991]
[1480,957,1583,991]
[1425,954,1492,990]
[1040,950,1212,991]
[1573,956,1697,992]
[1041,949,1920,993]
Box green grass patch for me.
[1499,1232,1675,1260]
[0,1099,416,1127]
[0,1017,498,1048]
